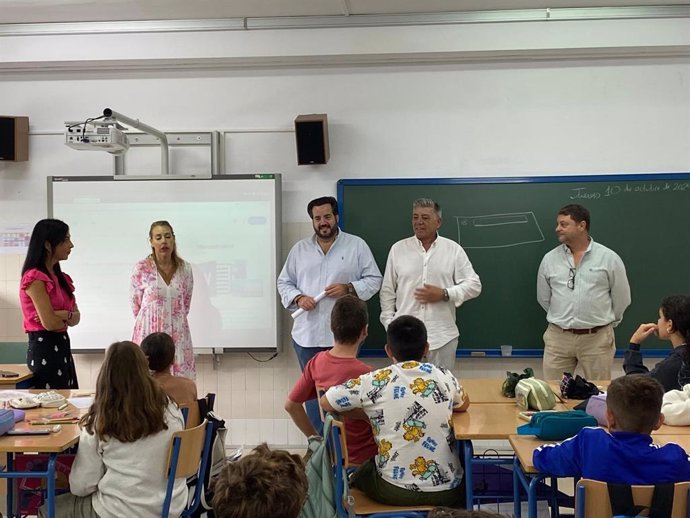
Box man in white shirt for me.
[277,196,382,430]
[537,203,631,380]
[379,198,482,370]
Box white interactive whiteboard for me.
[48,175,281,352]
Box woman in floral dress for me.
[130,220,195,379]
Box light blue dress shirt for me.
[277,230,382,348]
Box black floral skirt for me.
[27,331,79,389]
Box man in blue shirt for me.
[277,196,382,430]
[533,374,690,484]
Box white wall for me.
[0,18,688,446]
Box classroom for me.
[1,1,690,516]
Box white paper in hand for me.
[291,291,327,319]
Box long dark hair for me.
[21,219,74,300]
[81,341,169,442]
[660,295,690,343]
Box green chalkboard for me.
[338,173,690,356]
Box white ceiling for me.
[1,0,688,24]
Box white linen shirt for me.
[277,230,382,348]
[536,238,631,329]
[68,402,186,518]
[379,235,482,350]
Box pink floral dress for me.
[130,257,195,379]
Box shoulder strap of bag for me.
[607,483,646,517]
[607,482,675,518]
[648,483,674,518]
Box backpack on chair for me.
[188,394,229,518]
[300,413,340,518]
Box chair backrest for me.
[179,401,201,429]
[576,479,690,518]
[316,385,327,423]
[162,418,215,518]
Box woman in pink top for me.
[130,221,195,379]
[20,219,80,389]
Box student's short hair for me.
[331,295,368,344]
[607,374,663,433]
[557,204,590,231]
[386,315,428,361]
[212,443,307,518]
[140,332,175,373]
[307,196,338,218]
[428,508,506,518]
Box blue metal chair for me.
[162,418,214,518]
[328,415,432,518]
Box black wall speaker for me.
[295,114,329,165]
[0,116,29,161]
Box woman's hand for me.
[630,323,658,345]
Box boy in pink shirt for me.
[285,295,377,464]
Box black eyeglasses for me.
[567,267,576,290]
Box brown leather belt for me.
[558,324,607,335]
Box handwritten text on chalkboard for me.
[570,182,690,199]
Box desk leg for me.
[513,456,521,518]
[461,440,474,508]
[46,454,57,518]
[6,453,13,518]
[527,473,547,518]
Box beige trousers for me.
[542,323,615,381]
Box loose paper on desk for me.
[291,291,327,320]
[68,396,94,409]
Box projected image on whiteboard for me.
[455,212,545,249]
[50,176,279,351]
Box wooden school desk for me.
[453,402,570,506]
[460,378,511,404]
[510,431,690,518]
[0,365,33,389]
[0,390,83,518]
[460,377,609,406]
[453,378,609,506]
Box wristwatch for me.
[442,288,450,301]
[347,283,355,296]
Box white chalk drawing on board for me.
[454,212,545,249]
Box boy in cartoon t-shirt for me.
[321,315,469,506]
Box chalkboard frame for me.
[338,171,690,359]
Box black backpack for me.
[607,482,674,518]
[188,394,229,518]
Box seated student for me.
[141,331,198,404]
[285,295,377,464]
[623,295,690,392]
[533,374,690,484]
[212,443,307,518]
[321,315,469,507]
[661,382,690,426]
[40,341,187,518]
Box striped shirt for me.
[536,238,630,329]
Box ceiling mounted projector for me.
[65,125,129,153]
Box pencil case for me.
[517,410,597,440]
[0,409,16,435]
